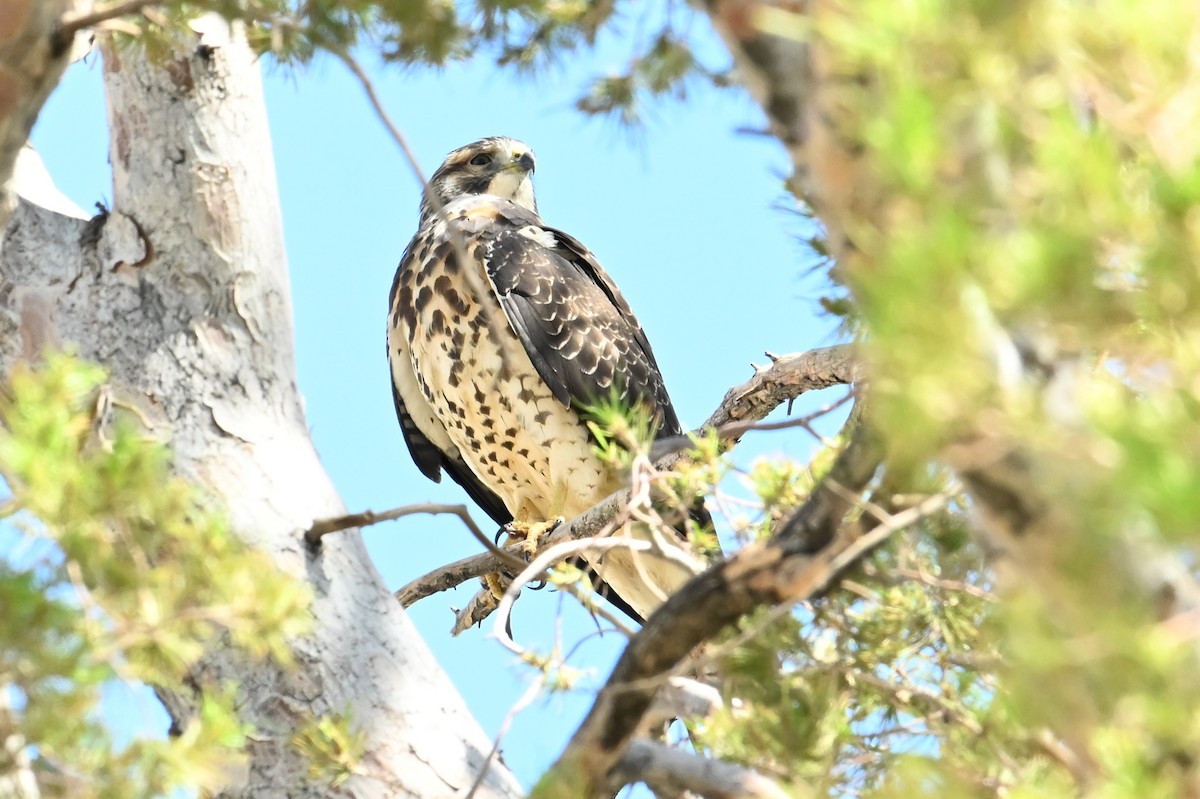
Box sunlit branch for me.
[306,502,526,573]
[612,739,793,799]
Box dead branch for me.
[612,739,793,799]
[703,346,860,429]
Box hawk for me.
[387,136,705,621]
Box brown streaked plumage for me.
[387,136,705,621]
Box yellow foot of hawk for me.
[481,517,564,601]
[502,516,565,556]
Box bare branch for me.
[450,588,502,636]
[704,346,860,429]
[612,739,793,799]
[306,501,526,571]
[333,49,516,373]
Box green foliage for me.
[119,1,714,123]
[0,353,310,797]
[695,519,1023,797]
[584,389,660,471]
[789,0,1200,794]
[292,709,367,788]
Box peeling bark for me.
[2,20,519,799]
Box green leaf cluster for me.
[694,516,1034,797]
[0,353,310,797]
[115,2,716,124]
[783,0,1200,794]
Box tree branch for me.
[611,739,792,799]
[305,501,526,572]
[394,344,858,622]
[0,0,79,230]
[530,416,888,798]
[56,0,161,41]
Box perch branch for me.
[395,344,858,615]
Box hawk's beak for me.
[514,151,536,173]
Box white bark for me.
[2,19,519,799]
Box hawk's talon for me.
[482,572,509,602]
[501,517,565,557]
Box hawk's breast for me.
[389,226,615,522]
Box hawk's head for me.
[419,136,538,225]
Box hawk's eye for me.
[469,153,493,167]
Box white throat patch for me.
[488,172,537,213]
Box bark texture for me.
[2,20,519,799]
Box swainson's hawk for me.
[387,136,705,621]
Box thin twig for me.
[306,502,526,572]
[463,674,546,799]
[492,537,655,655]
[333,48,515,372]
[651,396,854,460]
[558,580,638,639]
[825,490,955,575]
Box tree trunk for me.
[2,17,519,799]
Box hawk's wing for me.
[482,209,684,437]
[482,213,713,601]
[389,382,514,527]
[387,262,513,528]
[387,250,646,622]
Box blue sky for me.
[29,12,840,790]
